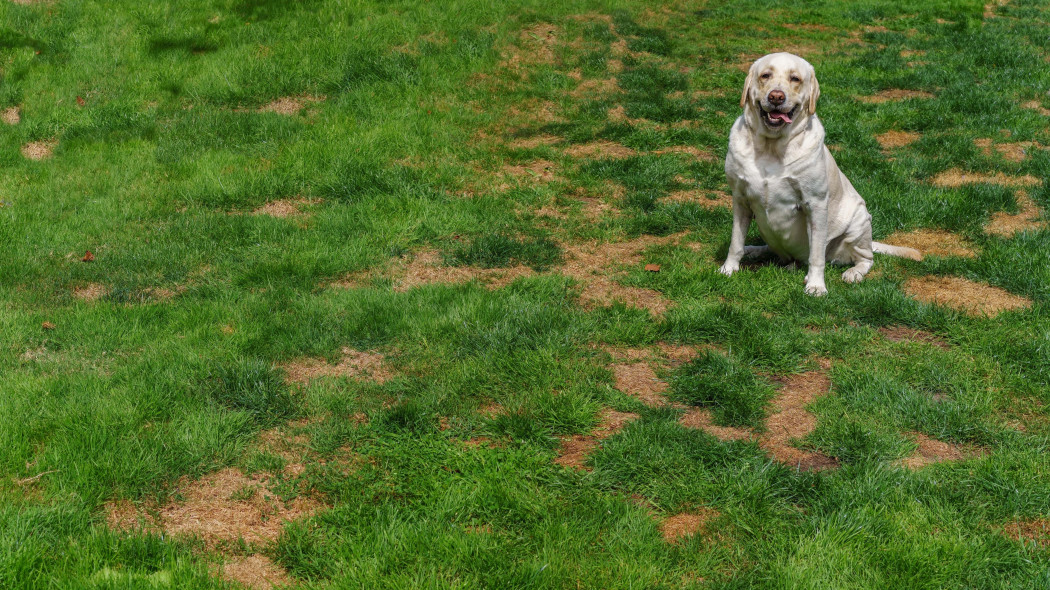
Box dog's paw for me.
[804,282,828,297]
[719,262,739,276]
[842,267,866,284]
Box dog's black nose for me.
[768,90,785,105]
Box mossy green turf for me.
[2,0,1050,588]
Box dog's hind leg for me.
[839,223,874,284]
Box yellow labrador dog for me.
[720,52,920,296]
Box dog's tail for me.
[872,241,922,261]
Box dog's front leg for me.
[802,201,829,296]
[719,197,752,276]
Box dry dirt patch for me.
[562,234,683,314]
[555,408,640,470]
[508,134,562,149]
[611,362,670,407]
[653,145,714,160]
[857,89,934,103]
[1,107,19,125]
[904,276,1031,316]
[882,228,976,258]
[73,283,108,302]
[281,347,393,384]
[1021,100,1050,117]
[986,190,1044,237]
[875,130,921,150]
[501,23,561,72]
[564,140,637,159]
[500,159,560,184]
[760,371,838,472]
[569,77,619,98]
[930,169,1040,189]
[257,95,325,115]
[252,197,320,219]
[659,508,720,543]
[898,432,972,469]
[664,189,732,209]
[21,139,56,161]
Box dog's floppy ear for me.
[740,62,757,109]
[807,67,821,114]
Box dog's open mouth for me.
[761,105,798,128]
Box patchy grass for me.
[2,0,1050,588]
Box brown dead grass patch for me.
[555,408,640,470]
[659,508,720,543]
[930,169,1040,189]
[611,362,669,407]
[1021,100,1050,117]
[882,228,976,258]
[899,432,973,469]
[986,190,1044,237]
[607,104,650,126]
[875,130,921,150]
[21,139,56,161]
[281,347,393,384]
[679,408,754,441]
[258,95,325,115]
[856,89,935,104]
[73,283,108,302]
[974,138,1042,162]
[564,140,637,159]
[760,371,838,472]
[508,134,562,149]
[500,159,560,184]
[251,197,320,219]
[904,275,1031,317]
[653,145,714,160]
[1,107,19,125]
[664,189,732,209]
[878,326,949,349]
[1000,519,1050,547]
[501,23,561,72]
[561,234,681,313]
[220,555,291,590]
[569,77,619,98]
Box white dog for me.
[720,52,920,296]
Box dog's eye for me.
[760,72,772,79]
[791,76,801,83]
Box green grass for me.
[3,0,1050,588]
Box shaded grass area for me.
[2,0,1050,588]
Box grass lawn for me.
[3,0,1050,587]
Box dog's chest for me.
[735,155,802,211]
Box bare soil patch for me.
[555,408,640,470]
[73,283,108,302]
[220,555,291,590]
[986,190,1044,237]
[974,138,1042,162]
[904,276,1031,317]
[659,508,720,543]
[281,347,393,384]
[856,89,934,103]
[21,139,56,161]
[760,371,838,471]
[899,432,970,469]
[930,169,1040,189]
[1,107,19,125]
[875,130,921,150]
[1000,519,1050,547]
[252,197,320,219]
[878,326,949,349]
[882,229,976,258]
[679,408,753,442]
[258,95,325,115]
[564,140,637,159]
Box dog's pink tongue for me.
[769,111,793,123]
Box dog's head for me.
[740,52,820,137]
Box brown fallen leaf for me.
[81,251,94,262]
[42,321,56,330]
[644,264,661,272]
[76,96,86,107]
